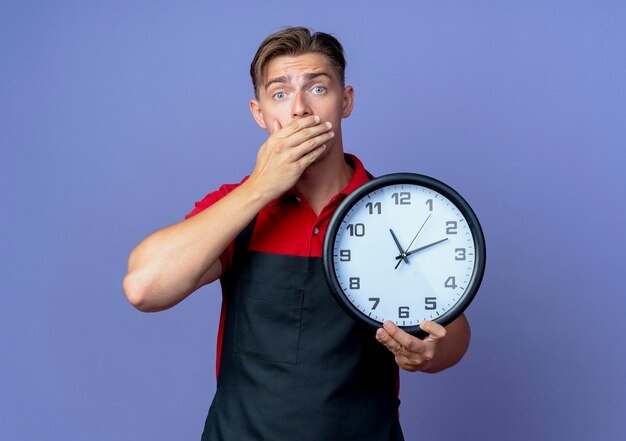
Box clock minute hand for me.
[395,238,449,259]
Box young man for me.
[124,27,470,440]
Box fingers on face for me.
[289,125,334,155]
[295,144,327,167]
[277,115,320,138]
[276,116,333,146]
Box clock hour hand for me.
[389,229,409,268]
[395,238,449,259]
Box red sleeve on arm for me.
[184,182,242,275]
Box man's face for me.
[250,53,353,141]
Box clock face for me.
[323,173,485,336]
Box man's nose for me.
[291,91,312,118]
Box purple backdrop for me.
[2,1,625,440]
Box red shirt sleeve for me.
[184,182,242,274]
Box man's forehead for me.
[263,53,336,85]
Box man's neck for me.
[294,147,354,216]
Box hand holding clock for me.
[375,317,470,373]
[376,320,445,372]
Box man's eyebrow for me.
[264,76,288,90]
[264,72,331,90]
[304,72,331,81]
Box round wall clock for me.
[322,173,486,337]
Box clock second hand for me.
[406,212,431,251]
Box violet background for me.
[2,1,625,440]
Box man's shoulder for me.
[184,178,249,219]
[342,153,374,192]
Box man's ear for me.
[249,99,268,130]
[342,85,354,118]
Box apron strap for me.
[234,216,257,256]
[225,215,257,286]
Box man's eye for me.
[273,92,286,100]
[312,86,326,94]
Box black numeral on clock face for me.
[444,276,457,289]
[454,248,466,260]
[366,202,382,214]
[392,192,411,205]
[349,277,360,289]
[446,221,458,235]
[398,306,410,318]
[339,250,351,261]
[347,223,365,237]
[425,297,437,310]
[426,199,433,211]
[369,297,380,310]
